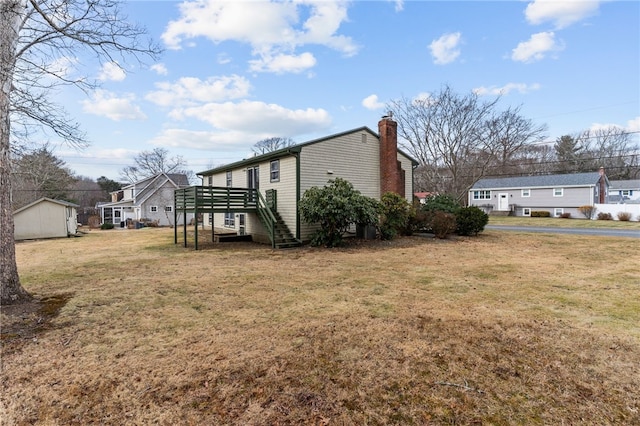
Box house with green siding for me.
[182,117,417,247]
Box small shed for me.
[14,198,79,241]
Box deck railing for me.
[175,186,258,212]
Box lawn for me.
[1,227,639,425]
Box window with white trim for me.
[621,190,631,196]
[150,206,158,213]
[553,188,563,197]
[226,171,232,187]
[270,160,280,182]
[472,190,491,200]
[165,206,173,212]
[521,189,530,197]
[224,212,235,227]
[554,208,564,217]
[523,208,531,216]
[207,176,213,186]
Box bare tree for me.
[575,127,639,179]
[121,147,192,183]
[388,85,500,201]
[484,106,547,175]
[251,137,296,155]
[1,0,160,305]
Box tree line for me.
[389,85,639,202]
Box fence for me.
[593,203,640,221]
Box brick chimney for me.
[378,115,405,197]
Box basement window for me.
[165,206,173,212]
[224,212,235,227]
[554,208,564,217]
[523,208,531,216]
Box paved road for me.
[486,225,640,238]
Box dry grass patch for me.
[1,228,639,425]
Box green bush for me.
[299,178,380,247]
[531,211,551,217]
[431,211,456,239]
[422,194,461,215]
[616,212,631,221]
[455,206,489,236]
[100,223,115,230]
[597,212,613,220]
[378,192,413,240]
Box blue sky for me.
[51,0,640,180]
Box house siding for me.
[298,130,381,240]
[470,186,596,217]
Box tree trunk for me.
[1,0,32,305]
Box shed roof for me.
[471,172,602,190]
[14,197,79,214]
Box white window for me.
[270,160,280,182]
[473,190,491,200]
[554,208,564,217]
[521,189,530,197]
[621,190,631,196]
[150,206,158,213]
[224,212,235,227]
[553,188,564,197]
[207,176,213,186]
[226,171,232,187]
[523,208,531,216]
[165,206,173,212]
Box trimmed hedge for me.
[531,211,551,217]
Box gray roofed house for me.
[468,168,609,218]
[608,179,640,203]
[98,172,192,227]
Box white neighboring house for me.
[14,197,79,240]
[98,173,192,227]
[608,179,640,203]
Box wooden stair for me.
[271,212,301,249]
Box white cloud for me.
[473,82,542,96]
[511,31,563,63]
[429,32,462,65]
[81,90,146,121]
[162,0,357,74]
[174,100,331,136]
[146,75,251,107]
[525,0,600,29]
[626,116,640,133]
[362,94,384,110]
[249,52,317,74]
[150,63,168,76]
[391,0,404,12]
[98,62,126,82]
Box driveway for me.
[486,225,640,238]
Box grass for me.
[1,227,639,425]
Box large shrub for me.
[431,211,456,239]
[455,206,489,236]
[299,178,379,247]
[418,194,461,236]
[379,192,413,240]
[422,194,461,215]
